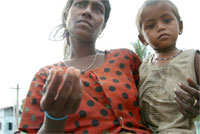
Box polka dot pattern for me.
[79,110,87,118]
[87,100,94,107]
[31,115,36,121]
[83,81,90,87]
[91,119,99,127]
[129,112,134,117]
[117,104,123,111]
[75,121,80,128]
[133,101,138,108]
[32,98,37,105]
[95,86,102,93]
[113,119,120,126]
[100,109,108,116]
[112,79,119,83]
[116,71,122,76]
[122,92,128,99]
[82,130,88,134]
[104,68,110,72]
[22,124,28,128]
[125,84,131,90]
[124,55,129,60]
[114,53,119,57]
[19,49,150,134]
[27,91,32,97]
[109,60,115,64]
[126,122,133,128]
[100,76,106,80]
[119,63,125,69]
[109,86,116,92]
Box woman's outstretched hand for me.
[175,77,200,118]
[40,67,82,119]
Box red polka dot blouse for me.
[19,49,150,134]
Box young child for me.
[136,0,200,133]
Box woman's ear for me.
[179,20,183,35]
[101,23,106,31]
[138,34,148,46]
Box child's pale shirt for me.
[139,49,197,134]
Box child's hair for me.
[136,0,181,34]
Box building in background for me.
[0,106,21,134]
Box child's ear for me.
[179,20,183,35]
[138,34,148,46]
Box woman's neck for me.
[68,36,96,59]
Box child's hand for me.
[174,77,200,119]
[40,67,82,119]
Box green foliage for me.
[131,40,151,61]
[21,98,25,111]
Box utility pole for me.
[10,84,20,130]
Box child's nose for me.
[157,22,165,32]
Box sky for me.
[0,0,199,109]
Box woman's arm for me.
[38,117,66,134]
[38,67,82,133]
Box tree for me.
[131,40,152,61]
[21,98,25,111]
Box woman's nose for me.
[82,7,92,19]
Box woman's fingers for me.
[42,69,52,94]
[41,67,82,117]
[40,69,64,110]
[52,67,82,115]
[62,68,82,114]
[68,71,82,113]
[55,67,77,110]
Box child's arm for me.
[174,51,200,119]
[194,51,200,85]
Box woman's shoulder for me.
[106,48,138,57]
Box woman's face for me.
[66,0,105,42]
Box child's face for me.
[139,3,182,51]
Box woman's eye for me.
[75,2,85,8]
[93,5,104,14]
[94,7,103,14]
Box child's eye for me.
[146,24,155,29]
[163,18,172,24]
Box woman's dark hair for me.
[136,0,181,34]
[62,0,111,27]
[49,0,111,59]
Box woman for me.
[19,0,150,133]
